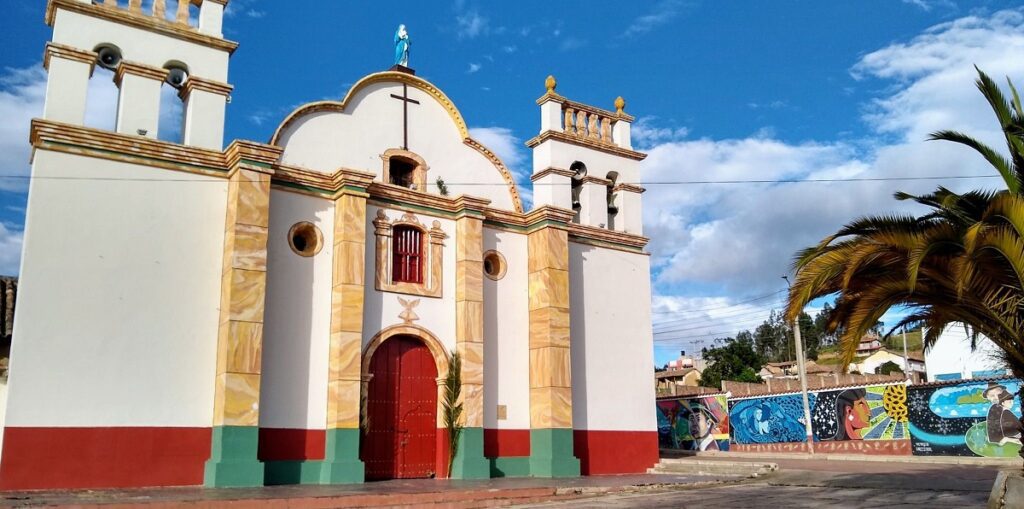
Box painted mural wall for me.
[657,396,730,451]
[727,383,910,454]
[908,379,1023,458]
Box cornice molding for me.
[178,76,233,101]
[45,0,239,54]
[114,60,169,86]
[43,42,97,73]
[224,140,280,176]
[531,167,574,182]
[614,183,645,194]
[525,130,647,161]
[568,222,649,250]
[580,175,612,186]
[30,119,227,177]
[272,164,377,197]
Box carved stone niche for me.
[373,209,446,298]
[381,149,429,192]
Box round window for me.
[483,250,506,281]
[288,222,323,257]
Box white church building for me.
[1,0,657,489]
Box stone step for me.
[648,459,778,478]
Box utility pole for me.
[902,328,911,382]
[783,275,814,455]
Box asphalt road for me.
[515,459,1003,508]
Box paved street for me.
[515,458,1003,508]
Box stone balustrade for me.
[98,0,199,27]
[561,101,618,145]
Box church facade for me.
[1,0,657,489]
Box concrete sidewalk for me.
[0,474,742,508]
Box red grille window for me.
[392,225,424,284]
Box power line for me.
[653,306,785,334]
[652,301,785,330]
[651,290,785,315]
[0,174,1002,185]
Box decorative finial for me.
[545,75,557,94]
[614,96,626,115]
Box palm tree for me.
[785,68,1024,378]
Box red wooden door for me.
[362,336,438,479]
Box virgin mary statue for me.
[394,24,410,67]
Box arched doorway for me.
[361,335,438,479]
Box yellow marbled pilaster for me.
[327,191,368,430]
[212,142,278,428]
[455,216,484,428]
[527,226,573,429]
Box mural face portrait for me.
[836,389,870,441]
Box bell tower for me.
[527,76,646,234]
[42,0,236,148]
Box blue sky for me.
[1,1,1022,365]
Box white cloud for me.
[631,116,689,149]
[559,37,587,52]
[0,223,22,276]
[456,10,488,39]
[621,0,684,38]
[469,126,532,207]
[467,63,481,74]
[901,0,955,12]
[642,9,1024,350]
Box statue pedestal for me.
[389,64,416,75]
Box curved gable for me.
[271,72,523,212]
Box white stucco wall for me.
[7,150,226,427]
[260,190,334,429]
[276,81,517,211]
[361,205,457,355]
[924,325,1010,382]
[482,228,529,430]
[568,243,655,431]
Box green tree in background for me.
[699,333,764,389]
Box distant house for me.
[855,335,884,356]
[924,325,1010,382]
[655,368,701,396]
[759,360,834,380]
[851,349,926,383]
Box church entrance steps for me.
[0,474,745,508]
[647,458,778,478]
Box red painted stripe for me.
[0,427,210,490]
[484,429,530,457]
[258,428,325,461]
[573,430,658,475]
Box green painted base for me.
[320,428,365,484]
[204,426,264,487]
[449,427,490,479]
[489,457,531,478]
[528,428,580,478]
[264,461,322,485]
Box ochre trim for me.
[43,42,97,73]
[568,223,648,250]
[381,148,429,192]
[557,98,636,123]
[525,130,647,161]
[45,0,239,54]
[272,164,376,197]
[482,249,507,281]
[580,175,612,186]
[271,71,469,144]
[269,71,523,214]
[373,210,446,298]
